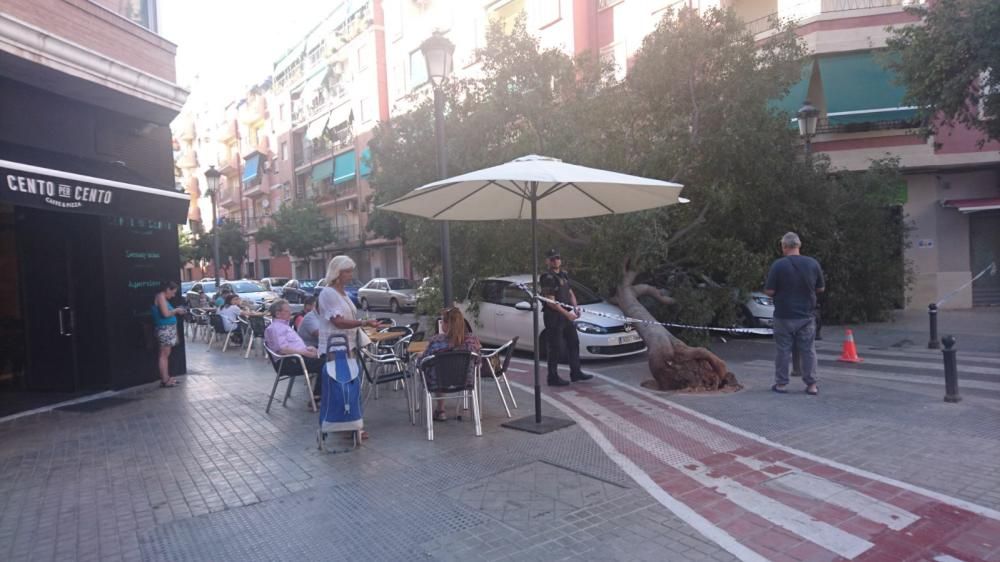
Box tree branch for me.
[666,202,710,246]
[630,284,676,305]
[537,221,591,246]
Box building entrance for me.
[970,212,1000,306]
[0,205,109,416]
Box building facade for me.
[727,0,999,308]
[178,0,996,308]
[1,0,188,413]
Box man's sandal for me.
[771,384,788,394]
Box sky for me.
[158,0,335,106]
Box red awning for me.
[942,197,1000,213]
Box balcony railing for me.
[331,223,361,245]
[820,0,906,11]
[745,0,908,35]
[815,115,920,135]
[243,216,273,233]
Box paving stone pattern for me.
[0,343,733,562]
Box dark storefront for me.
[0,82,187,416]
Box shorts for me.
[156,325,178,347]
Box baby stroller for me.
[318,334,364,452]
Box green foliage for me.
[886,0,1000,143]
[370,7,911,329]
[257,200,335,260]
[207,218,248,273]
[178,225,201,268]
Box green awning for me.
[359,147,371,177]
[818,51,915,124]
[333,150,356,184]
[273,45,304,77]
[311,158,334,182]
[769,60,814,119]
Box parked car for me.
[259,277,290,294]
[358,278,418,313]
[217,279,277,308]
[742,291,775,328]
[459,275,646,360]
[184,280,218,306]
[280,279,319,304]
[180,281,195,295]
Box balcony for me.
[239,95,268,126]
[217,185,238,208]
[741,0,908,36]
[244,215,273,234]
[815,115,919,135]
[242,178,270,198]
[331,223,361,246]
[217,153,239,176]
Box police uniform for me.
[539,250,590,385]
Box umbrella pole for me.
[531,193,541,423]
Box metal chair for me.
[244,316,268,359]
[358,347,413,423]
[479,337,519,418]
[418,351,481,441]
[264,344,317,413]
[207,314,238,352]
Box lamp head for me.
[419,31,455,88]
[797,100,819,138]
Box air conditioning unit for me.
[346,200,357,211]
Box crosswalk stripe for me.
[742,359,1000,392]
[599,387,744,452]
[562,391,875,559]
[814,353,1000,375]
[505,378,772,562]
[765,472,919,531]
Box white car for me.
[460,275,646,360]
[744,291,775,328]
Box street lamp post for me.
[203,165,223,288]
[797,100,819,160]
[421,31,455,308]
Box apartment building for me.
[727,0,999,308]
[0,0,189,412]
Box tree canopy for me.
[257,199,335,260]
[887,0,1000,144]
[369,7,910,332]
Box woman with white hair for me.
[318,255,381,355]
[318,256,381,440]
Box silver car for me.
[357,278,418,313]
[218,280,277,309]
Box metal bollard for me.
[927,303,940,349]
[942,335,961,403]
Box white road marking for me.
[506,379,770,562]
[509,359,1000,520]
[768,472,919,531]
[813,353,1000,376]
[563,392,874,559]
[600,387,743,453]
[933,555,968,562]
[742,359,1000,392]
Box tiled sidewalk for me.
[0,343,735,562]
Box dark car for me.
[281,279,320,304]
[184,280,218,307]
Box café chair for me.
[478,337,519,418]
[264,344,317,413]
[418,351,481,441]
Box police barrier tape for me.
[935,261,997,308]
[514,283,774,337]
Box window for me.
[279,104,286,120]
[357,43,368,71]
[499,283,532,307]
[600,41,628,81]
[359,98,370,123]
[281,141,289,161]
[473,280,505,304]
[533,0,561,28]
[386,0,403,40]
[597,0,624,10]
[409,49,428,90]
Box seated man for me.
[265,298,324,400]
[297,296,321,350]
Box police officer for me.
[539,249,593,386]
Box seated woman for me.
[419,307,481,422]
[265,299,324,401]
[218,293,246,344]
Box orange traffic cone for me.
[838,329,863,363]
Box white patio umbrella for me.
[380,155,685,432]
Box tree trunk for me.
[615,263,740,392]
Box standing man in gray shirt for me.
[765,232,825,395]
